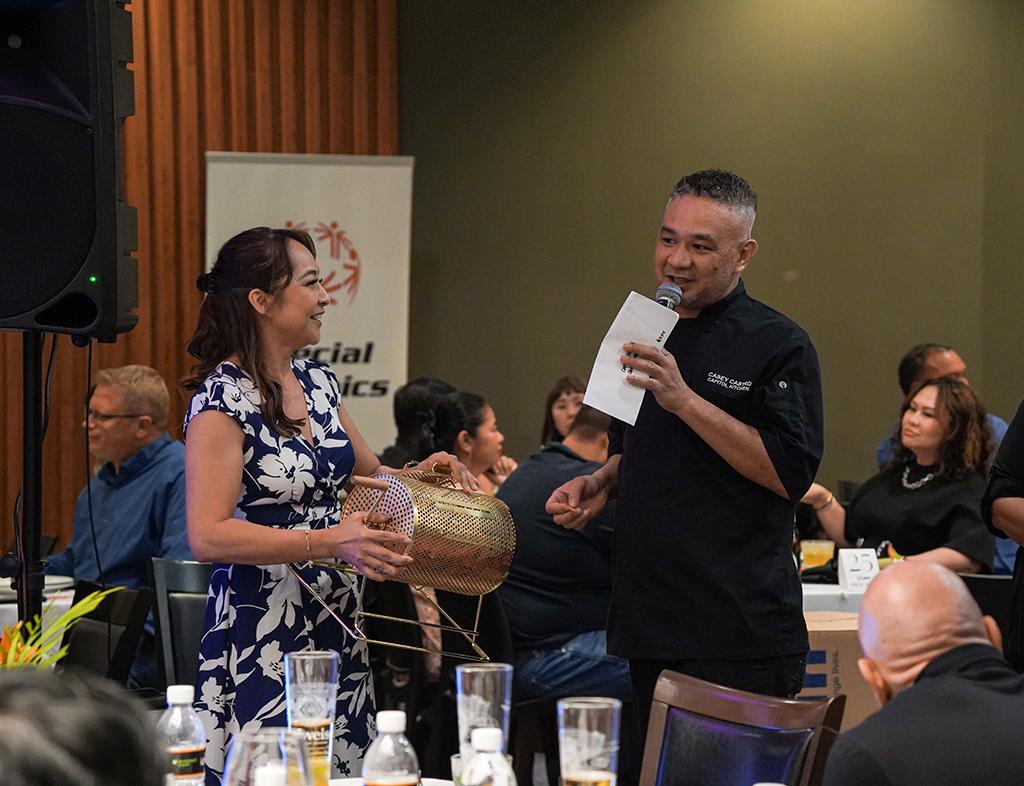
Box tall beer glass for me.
[455,662,513,762]
[557,697,621,786]
[285,650,339,786]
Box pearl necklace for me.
[901,465,935,490]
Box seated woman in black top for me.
[804,377,994,573]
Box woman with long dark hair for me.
[804,377,994,572]
[183,227,474,782]
[539,376,585,445]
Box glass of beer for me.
[285,650,339,786]
[223,728,312,786]
[455,662,513,762]
[557,697,621,786]
[799,539,836,570]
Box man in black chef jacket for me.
[547,168,824,731]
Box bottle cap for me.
[166,684,195,705]
[377,710,406,734]
[470,727,503,752]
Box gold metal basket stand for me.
[290,468,516,661]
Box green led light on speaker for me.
[88,275,98,283]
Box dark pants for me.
[514,630,633,703]
[629,653,808,743]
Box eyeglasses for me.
[85,410,144,423]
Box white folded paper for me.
[583,291,679,425]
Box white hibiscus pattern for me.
[184,359,373,785]
[256,641,285,683]
[256,448,316,502]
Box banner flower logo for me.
[284,220,362,305]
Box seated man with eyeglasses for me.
[45,364,192,689]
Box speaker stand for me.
[16,331,45,625]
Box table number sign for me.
[837,548,879,593]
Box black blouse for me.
[845,463,993,570]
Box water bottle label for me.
[167,746,205,778]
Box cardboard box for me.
[798,611,878,730]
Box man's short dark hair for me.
[392,376,456,437]
[669,169,758,223]
[567,404,611,442]
[898,343,953,395]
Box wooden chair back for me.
[639,670,845,786]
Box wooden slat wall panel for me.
[0,0,398,552]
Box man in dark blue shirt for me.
[497,405,630,701]
[46,365,192,688]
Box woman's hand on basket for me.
[413,451,480,492]
[330,510,412,581]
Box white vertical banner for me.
[205,152,412,451]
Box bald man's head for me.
[857,562,1000,703]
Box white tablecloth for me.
[801,583,864,613]
[0,590,75,634]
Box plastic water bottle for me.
[462,727,517,786]
[362,710,420,786]
[156,684,206,786]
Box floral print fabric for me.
[184,359,374,784]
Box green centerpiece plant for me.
[0,586,122,668]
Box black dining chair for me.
[413,590,517,778]
[640,670,845,786]
[59,579,153,684]
[150,558,211,688]
[362,579,433,720]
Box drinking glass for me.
[557,697,621,786]
[455,662,513,761]
[222,728,312,786]
[285,650,339,786]
[799,539,835,570]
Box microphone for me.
[655,282,682,310]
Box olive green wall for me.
[982,0,1024,429]
[398,0,1024,487]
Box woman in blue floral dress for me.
[183,227,476,783]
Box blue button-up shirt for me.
[45,432,192,588]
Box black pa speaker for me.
[0,0,137,339]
